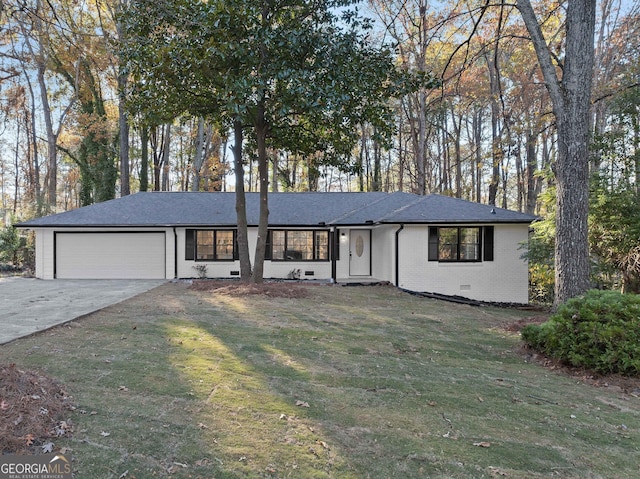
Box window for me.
[267,230,329,261]
[428,226,494,262]
[185,230,237,261]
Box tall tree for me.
[122,0,421,282]
[516,0,596,306]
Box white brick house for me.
[18,191,536,303]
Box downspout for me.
[331,227,338,283]
[173,227,178,279]
[395,224,404,287]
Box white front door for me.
[349,230,371,276]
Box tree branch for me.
[515,0,563,110]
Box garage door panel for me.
[56,233,166,279]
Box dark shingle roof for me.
[379,194,537,224]
[17,191,537,228]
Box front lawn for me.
[1,282,638,478]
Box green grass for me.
[2,283,639,478]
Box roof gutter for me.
[395,224,404,287]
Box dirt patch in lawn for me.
[0,364,74,454]
[188,279,311,298]
[501,314,549,333]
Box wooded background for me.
[1,0,639,299]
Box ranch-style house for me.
[18,191,537,304]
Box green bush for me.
[521,290,640,376]
[529,263,555,305]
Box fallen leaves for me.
[24,433,35,446]
[166,461,189,474]
[316,440,330,450]
[473,441,491,448]
[1,364,73,454]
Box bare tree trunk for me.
[232,119,252,281]
[13,120,21,214]
[161,124,171,191]
[140,126,149,191]
[450,105,462,198]
[416,90,427,195]
[118,72,130,196]
[486,53,501,206]
[398,104,404,192]
[473,108,483,202]
[517,0,596,306]
[525,127,538,214]
[24,72,42,213]
[516,135,524,212]
[115,3,130,196]
[37,62,57,209]
[271,151,279,192]
[191,118,206,192]
[151,127,161,191]
[358,126,366,191]
[252,103,270,284]
[372,130,381,191]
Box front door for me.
[349,230,371,276]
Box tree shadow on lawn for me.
[4,282,638,479]
[162,283,640,479]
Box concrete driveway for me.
[0,277,166,344]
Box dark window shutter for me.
[483,226,494,262]
[233,230,239,260]
[333,230,340,261]
[264,230,272,260]
[185,229,195,260]
[428,227,439,261]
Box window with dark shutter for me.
[428,226,483,262]
[187,229,237,261]
[267,229,330,261]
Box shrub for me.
[521,290,640,376]
[529,263,555,305]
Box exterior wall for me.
[397,224,529,303]
[33,223,529,303]
[371,226,395,282]
[176,227,332,280]
[335,229,350,280]
[34,227,175,280]
[34,229,54,279]
[176,227,242,278]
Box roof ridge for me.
[325,192,396,224]
[378,194,428,222]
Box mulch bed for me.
[188,279,311,298]
[0,364,74,454]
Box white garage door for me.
[55,232,166,279]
